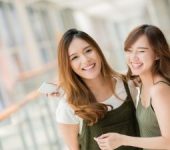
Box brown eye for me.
[71,56,78,61]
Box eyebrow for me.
[69,45,91,57]
[137,46,149,49]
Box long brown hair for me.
[57,29,121,125]
[124,24,170,83]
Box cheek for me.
[142,54,153,62]
[96,56,102,69]
[124,53,130,63]
[70,61,80,73]
[148,57,156,66]
[94,52,101,63]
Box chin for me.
[83,74,99,80]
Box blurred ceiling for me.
[27,0,147,21]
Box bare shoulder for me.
[151,82,170,103]
[151,81,170,94]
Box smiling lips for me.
[131,62,143,69]
[82,63,95,70]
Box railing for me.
[0,61,66,150]
[0,94,65,150]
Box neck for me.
[140,71,162,88]
[140,72,154,88]
[84,74,106,91]
[83,75,113,102]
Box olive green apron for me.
[79,81,141,150]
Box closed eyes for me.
[85,49,92,53]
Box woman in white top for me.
[56,29,141,150]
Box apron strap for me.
[123,80,132,101]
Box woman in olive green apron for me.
[56,29,141,150]
[79,81,140,150]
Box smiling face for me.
[68,37,102,81]
[125,35,158,77]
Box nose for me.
[81,54,90,63]
[131,51,139,61]
[81,54,89,61]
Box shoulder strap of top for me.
[154,80,170,86]
[123,80,132,100]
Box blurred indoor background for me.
[0,0,170,149]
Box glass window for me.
[26,6,56,63]
[0,2,15,47]
[0,90,5,111]
[27,7,47,42]
[8,3,25,46]
[0,2,24,47]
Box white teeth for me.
[83,64,95,70]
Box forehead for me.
[131,35,150,47]
[68,38,90,55]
